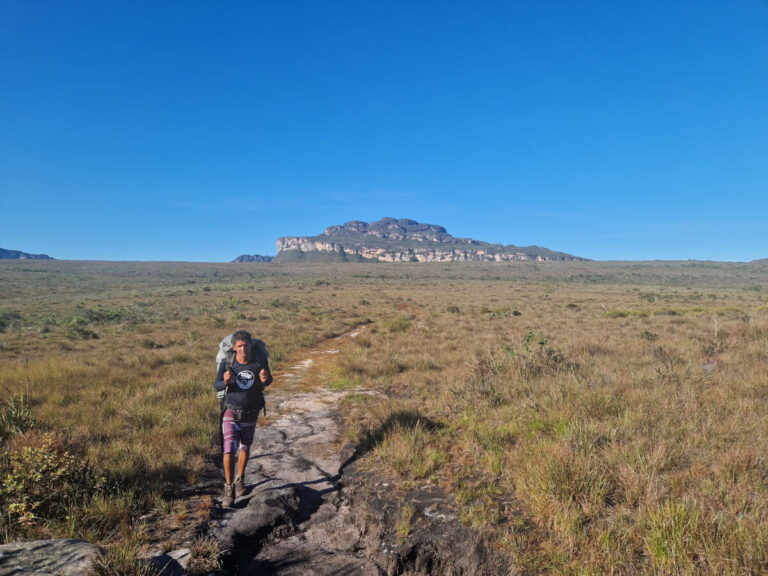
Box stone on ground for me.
[0,539,101,576]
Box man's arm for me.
[254,349,273,387]
[213,361,231,392]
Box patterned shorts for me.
[221,409,258,454]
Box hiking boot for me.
[234,474,246,498]
[222,483,235,507]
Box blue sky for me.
[1,1,767,262]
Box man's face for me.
[233,339,251,357]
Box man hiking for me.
[213,329,272,507]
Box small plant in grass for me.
[66,325,100,339]
[140,338,163,349]
[395,503,416,543]
[515,331,568,378]
[0,395,35,441]
[451,355,505,407]
[384,317,412,333]
[326,376,357,390]
[342,392,371,404]
[267,297,288,309]
[640,330,658,343]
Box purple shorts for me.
[221,409,258,454]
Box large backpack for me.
[215,333,269,403]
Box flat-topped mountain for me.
[0,248,54,260]
[275,218,585,262]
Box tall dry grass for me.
[1,259,767,574]
[330,264,768,575]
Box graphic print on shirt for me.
[235,370,256,390]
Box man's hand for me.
[224,370,234,385]
[259,369,270,384]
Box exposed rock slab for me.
[209,379,383,573]
[345,474,503,576]
[0,539,100,576]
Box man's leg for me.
[234,420,256,497]
[220,416,238,506]
[223,452,235,484]
[237,449,248,478]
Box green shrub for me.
[384,317,412,333]
[0,310,23,333]
[0,433,102,534]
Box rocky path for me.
[206,328,500,576]
[210,329,383,575]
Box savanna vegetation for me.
[1,259,767,574]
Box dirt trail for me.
[210,328,382,575]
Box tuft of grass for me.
[326,375,358,390]
[395,503,416,543]
[0,395,35,441]
[374,418,447,480]
[89,532,158,576]
[644,500,702,573]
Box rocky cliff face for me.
[276,218,584,263]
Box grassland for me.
[1,259,767,574]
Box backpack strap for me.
[223,350,236,372]
[218,350,236,409]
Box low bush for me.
[383,317,412,333]
[0,432,101,536]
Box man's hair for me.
[231,330,252,345]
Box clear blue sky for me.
[2,1,767,262]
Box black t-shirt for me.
[214,353,269,411]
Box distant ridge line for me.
[0,247,54,260]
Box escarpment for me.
[275,218,585,263]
